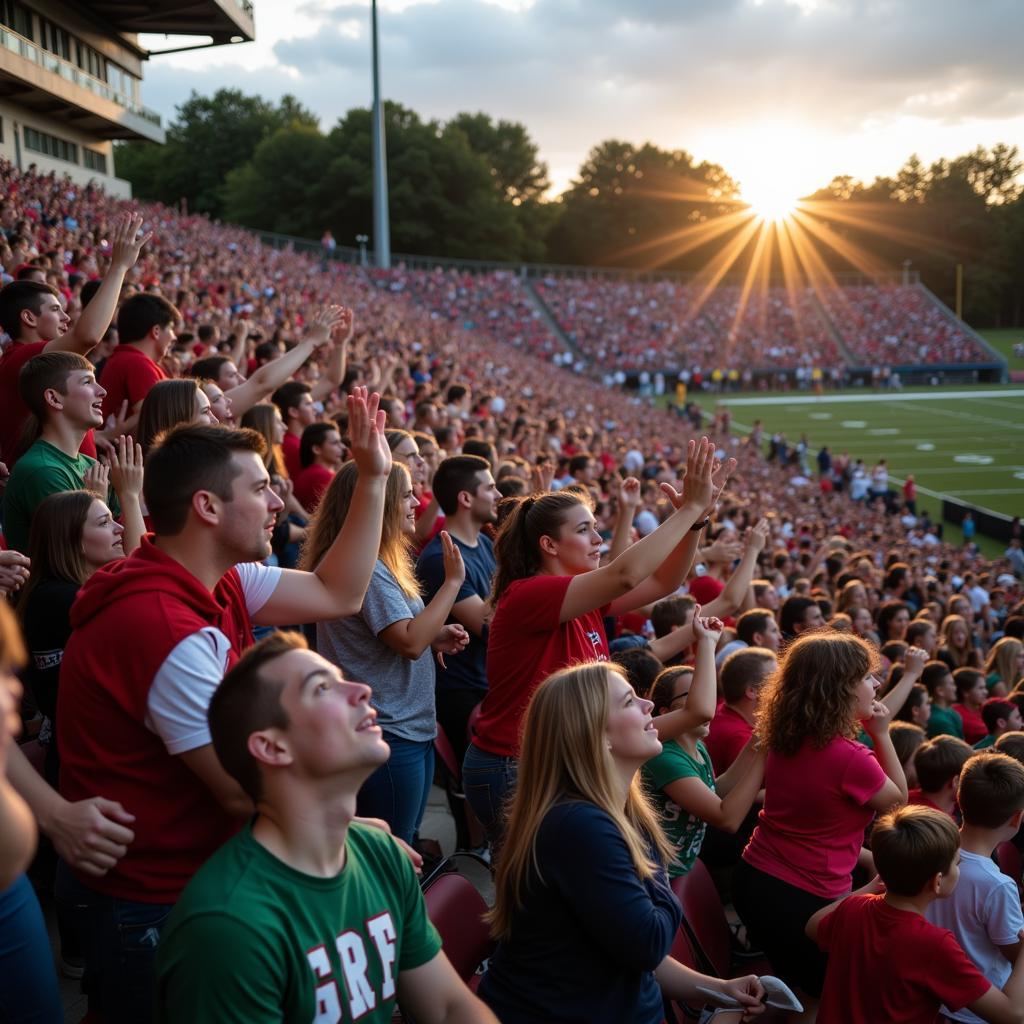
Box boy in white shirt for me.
[927,752,1024,1024]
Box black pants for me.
[732,859,832,997]
[436,688,484,771]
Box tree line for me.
[114,89,1024,327]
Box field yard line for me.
[943,488,1024,496]
[719,389,1023,407]
[887,400,1024,433]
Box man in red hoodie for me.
[55,387,392,1022]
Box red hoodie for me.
[57,537,253,903]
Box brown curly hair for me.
[756,632,880,755]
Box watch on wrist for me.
[690,516,711,532]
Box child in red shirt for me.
[807,805,1024,1024]
[908,734,973,818]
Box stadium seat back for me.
[672,860,733,978]
[422,871,494,983]
[996,841,1023,895]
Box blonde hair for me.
[300,461,420,599]
[486,662,673,940]
[939,614,981,669]
[985,638,1023,690]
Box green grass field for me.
[717,388,1023,554]
[978,327,1024,371]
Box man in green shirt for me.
[156,631,497,1024]
[3,351,109,553]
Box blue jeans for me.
[357,733,435,846]
[56,861,173,1024]
[462,742,518,846]
[0,875,62,1023]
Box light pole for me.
[356,234,369,267]
[371,0,391,269]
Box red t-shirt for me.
[0,340,96,463]
[293,463,334,514]
[476,574,610,757]
[743,736,886,898]
[816,895,989,1023]
[705,704,754,775]
[953,704,987,745]
[99,344,166,423]
[907,788,955,818]
[281,431,301,481]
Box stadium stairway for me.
[808,290,858,367]
[916,282,1007,368]
[523,278,588,365]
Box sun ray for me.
[607,208,755,267]
[789,208,888,279]
[728,219,773,349]
[684,215,764,328]
[798,199,943,252]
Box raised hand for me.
[704,533,744,564]
[307,305,348,347]
[440,530,466,589]
[692,606,725,645]
[83,460,110,497]
[618,476,642,512]
[903,645,928,678]
[863,697,894,736]
[702,454,737,518]
[109,435,144,500]
[109,211,152,272]
[531,456,555,494]
[433,623,470,656]
[747,517,771,555]
[680,437,717,512]
[331,306,355,346]
[346,386,391,480]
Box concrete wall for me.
[0,99,132,197]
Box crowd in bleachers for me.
[0,158,1023,1023]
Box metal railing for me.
[0,26,162,127]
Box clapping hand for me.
[346,386,391,480]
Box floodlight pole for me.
[371,0,391,269]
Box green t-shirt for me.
[973,734,995,750]
[3,439,96,554]
[156,822,442,1023]
[927,704,965,740]
[641,738,715,877]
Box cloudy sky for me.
[139,0,1024,201]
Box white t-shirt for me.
[926,849,1024,1024]
[145,562,282,755]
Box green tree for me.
[547,140,738,268]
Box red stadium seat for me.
[421,870,494,985]
[996,842,1023,896]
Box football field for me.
[717,388,1024,523]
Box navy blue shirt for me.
[416,531,494,694]
[479,801,680,1024]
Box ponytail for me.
[489,489,591,604]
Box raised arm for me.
[863,699,910,810]
[559,438,717,624]
[253,388,391,625]
[607,476,641,563]
[663,739,765,833]
[702,519,770,619]
[654,612,722,742]
[48,213,152,356]
[226,320,247,369]
[0,680,35,887]
[310,307,352,404]
[108,435,146,553]
[223,306,345,418]
[379,532,467,659]
[880,646,927,716]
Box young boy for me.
[924,659,965,739]
[910,735,974,817]
[807,805,1024,1023]
[974,700,1024,750]
[927,753,1024,1024]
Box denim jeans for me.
[462,742,518,846]
[0,875,62,1023]
[357,733,435,846]
[56,860,174,1024]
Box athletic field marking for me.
[917,443,936,450]
[954,454,995,465]
[946,488,1024,497]
[888,401,1024,434]
[720,389,1023,407]
[841,420,867,428]
[868,428,900,435]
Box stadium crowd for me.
[0,158,1023,1023]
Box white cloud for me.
[138,0,1024,197]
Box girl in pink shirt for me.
[732,633,908,1015]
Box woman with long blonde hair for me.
[478,661,763,1023]
[732,632,907,1015]
[937,613,982,671]
[985,637,1024,697]
[300,461,468,844]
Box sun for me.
[743,178,800,222]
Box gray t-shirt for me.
[317,560,436,742]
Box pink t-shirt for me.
[705,704,754,775]
[743,736,886,898]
